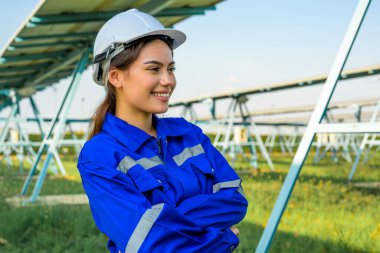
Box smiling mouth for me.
[152,93,170,98]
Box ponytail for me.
[88,84,116,139]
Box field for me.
[0,151,379,253]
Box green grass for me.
[234,152,380,253]
[0,151,379,252]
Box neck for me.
[115,102,156,138]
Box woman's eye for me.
[169,66,176,72]
[149,67,159,72]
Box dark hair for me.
[88,38,173,139]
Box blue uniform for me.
[77,113,248,253]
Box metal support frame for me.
[29,96,45,139]
[273,126,295,156]
[313,113,344,164]
[15,32,97,42]
[13,101,40,173]
[265,126,300,155]
[255,1,372,252]
[0,50,69,63]
[362,134,380,164]
[179,103,198,121]
[0,63,51,73]
[0,92,38,170]
[20,48,90,203]
[213,95,275,170]
[0,92,18,152]
[8,40,87,50]
[348,97,380,180]
[311,107,372,164]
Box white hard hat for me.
[92,9,186,86]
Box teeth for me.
[153,93,170,98]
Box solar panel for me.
[0,0,223,110]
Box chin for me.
[151,107,169,114]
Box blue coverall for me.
[77,113,248,253]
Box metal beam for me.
[15,32,97,42]
[0,70,74,88]
[29,96,45,139]
[29,49,91,202]
[170,65,380,107]
[0,82,23,88]
[21,48,90,201]
[316,123,380,133]
[0,100,18,151]
[7,40,87,50]
[255,1,371,252]
[157,6,216,17]
[0,50,69,63]
[0,63,51,73]
[27,11,119,26]
[21,49,87,87]
[349,97,380,180]
[140,0,174,15]
[0,75,26,81]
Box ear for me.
[108,68,124,88]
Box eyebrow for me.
[143,60,175,66]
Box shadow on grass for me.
[239,163,379,186]
[239,169,352,185]
[352,184,380,195]
[236,221,370,253]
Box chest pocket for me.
[172,144,215,199]
[176,155,215,199]
[125,165,163,204]
[188,156,215,194]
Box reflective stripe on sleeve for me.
[117,156,137,173]
[117,155,163,173]
[137,156,163,170]
[125,203,164,253]
[237,186,246,197]
[212,179,242,193]
[172,144,205,166]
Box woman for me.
[78,9,248,253]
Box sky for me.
[0,0,379,131]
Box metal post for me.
[213,99,234,147]
[0,105,18,151]
[14,102,26,173]
[29,96,45,139]
[28,48,90,202]
[349,95,380,180]
[20,48,90,198]
[242,102,274,170]
[255,1,371,252]
[222,99,238,153]
[67,123,81,157]
[362,133,378,164]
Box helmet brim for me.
[111,28,186,50]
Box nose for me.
[160,70,176,88]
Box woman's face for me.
[112,39,176,117]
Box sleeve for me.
[176,131,248,229]
[78,161,239,253]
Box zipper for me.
[156,137,167,164]
[156,138,162,156]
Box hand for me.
[230,226,240,236]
